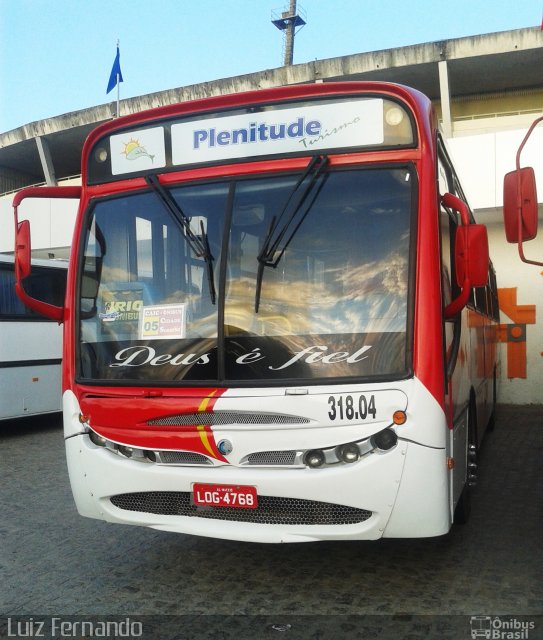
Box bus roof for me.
[0,254,68,269]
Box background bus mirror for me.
[503,167,538,243]
[15,220,32,280]
[455,224,489,288]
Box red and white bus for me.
[14,82,499,542]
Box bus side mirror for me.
[502,115,543,267]
[14,212,65,323]
[15,220,32,280]
[455,224,489,289]
[13,185,82,323]
[503,167,538,243]
[442,192,489,319]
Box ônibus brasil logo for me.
[470,616,535,639]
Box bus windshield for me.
[78,164,414,384]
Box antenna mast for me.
[271,1,306,66]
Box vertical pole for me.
[116,39,120,118]
[35,136,57,186]
[284,0,296,66]
[438,60,453,138]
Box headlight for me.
[304,449,326,468]
[117,445,134,458]
[337,443,360,463]
[89,430,107,447]
[371,428,398,451]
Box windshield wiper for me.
[255,155,329,312]
[146,175,216,304]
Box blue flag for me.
[106,46,123,94]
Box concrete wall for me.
[482,220,543,404]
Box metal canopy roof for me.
[1,27,541,192]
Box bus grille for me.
[147,412,310,427]
[158,451,212,465]
[110,492,372,526]
[245,450,298,466]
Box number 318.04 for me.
[327,394,376,421]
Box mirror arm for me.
[444,277,471,320]
[442,192,469,225]
[514,116,543,267]
[12,185,82,208]
[15,281,64,323]
[517,215,543,267]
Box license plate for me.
[192,483,258,509]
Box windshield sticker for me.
[110,126,166,175]
[98,308,120,322]
[138,304,187,340]
[109,343,372,369]
[79,331,407,381]
[171,100,383,165]
[99,290,143,335]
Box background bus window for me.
[0,262,66,319]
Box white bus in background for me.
[0,255,67,421]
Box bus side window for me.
[438,146,459,380]
[0,262,66,318]
[0,264,26,316]
[440,205,457,310]
[438,150,457,310]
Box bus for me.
[13,82,499,542]
[0,255,66,421]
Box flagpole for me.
[106,40,123,115]
[116,39,120,117]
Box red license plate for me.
[192,483,258,509]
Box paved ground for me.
[0,405,542,639]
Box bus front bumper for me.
[65,432,450,543]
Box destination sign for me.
[172,99,384,165]
[89,95,413,184]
